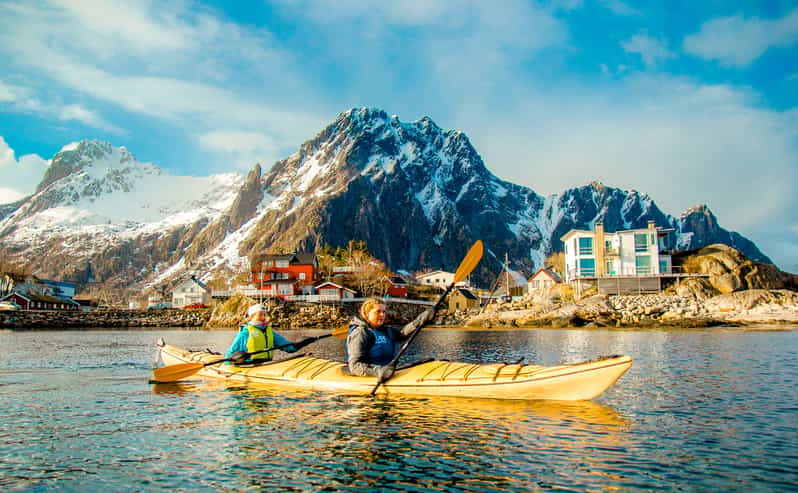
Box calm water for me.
[1,326,797,492]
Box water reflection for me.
[152,380,632,491]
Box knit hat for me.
[246,303,267,317]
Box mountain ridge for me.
[0,108,772,290]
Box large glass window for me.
[636,255,652,274]
[579,258,595,276]
[634,233,648,252]
[578,237,593,255]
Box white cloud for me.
[197,131,280,170]
[0,137,49,204]
[459,74,798,269]
[597,0,639,16]
[0,80,16,102]
[0,0,327,164]
[684,8,798,68]
[622,33,676,68]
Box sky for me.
[0,0,796,272]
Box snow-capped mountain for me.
[0,109,771,290]
[0,140,243,286]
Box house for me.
[560,221,676,294]
[252,253,321,299]
[171,276,211,308]
[527,268,561,294]
[40,279,77,299]
[448,288,479,311]
[1,292,80,311]
[383,276,408,298]
[416,270,454,290]
[315,282,357,301]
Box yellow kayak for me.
[156,341,632,401]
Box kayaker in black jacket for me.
[346,298,433,379]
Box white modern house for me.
[560,221,677,294]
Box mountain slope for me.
[0,110,772,290]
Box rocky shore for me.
[457,289,798,329]
[0,308,212,330]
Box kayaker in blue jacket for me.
[346,298,433,379]
[226,303,297,363]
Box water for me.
[1,327,797,492]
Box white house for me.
[171,277,211,308]
[416,270,454,289]
[560,221,674,283]
[416,270,471,289]
[315,282,357,301]
[527,268,561,294]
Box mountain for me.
[0,109,772,291]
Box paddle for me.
[151,325,349,383]
[369,240,484,396]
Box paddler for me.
[346,298,433,379]
[225,303,298,363]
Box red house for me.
[383,276,409,298]
[1,292,80,311]
[252,253,320,299]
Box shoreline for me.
[2,289,797,330]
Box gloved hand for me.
[228,351,249,364]
[376,365,395,381]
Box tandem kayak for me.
[156,341,632,401]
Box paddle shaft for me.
[368,283,455,396]
[220,334,332,365]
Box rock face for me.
[0,111,773,292]
[674,244,787,297]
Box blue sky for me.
[1,0,797,271]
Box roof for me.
[528,268,562,283]
[561,224,675,242]
[2,292,79,304]
[453,288,478,300]
[416,270,453,280]
[383,276,408,285]
[316,282,356,293]
[294,252,317,265]
[253,252,317,266]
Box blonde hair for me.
[360,298,385,320]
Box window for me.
[606,260,616,275]
[579,258,595,276]
[636,255,652,274]
[578,237,593,255]
[299,273,306,280]
[634,233,649,252]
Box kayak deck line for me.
[155,343,632,400]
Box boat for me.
[156,340,632,401]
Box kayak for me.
[156,341,632,401]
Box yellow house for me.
[448,288,479,311]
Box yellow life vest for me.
[245,324,274,361]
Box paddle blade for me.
[453,240,483,283]
[332,324,349,338]
[151,362,204,383]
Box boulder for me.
[677,244,788,294]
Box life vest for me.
[245,323,274,361]
[348,322,397,366]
